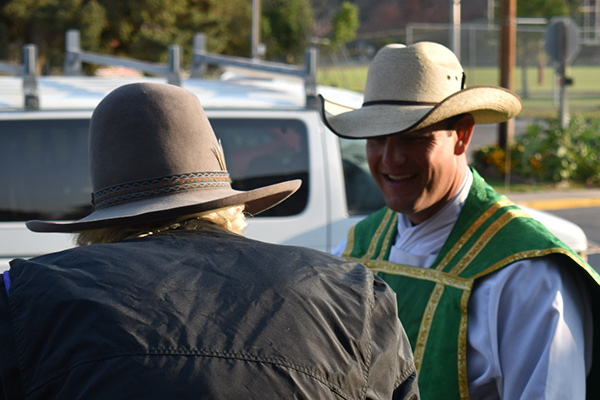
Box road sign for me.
[545,17,581,65]
[544,17,581,129]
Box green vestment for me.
[342,170,600,399]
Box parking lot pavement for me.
[506,188,600,211]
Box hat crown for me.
[364,42,464,104]
[90,83,224,192]
[26,82,301,232]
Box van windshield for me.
[0,118,309,221]
[339,138,385,215]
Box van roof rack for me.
[0,44,39,111]
[2,29,318,111]
[189,33,317,109]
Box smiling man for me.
[320,42,600,399]
[365,115,472,225]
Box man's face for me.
[366,119,469,224]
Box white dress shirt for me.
[334,170,592,399]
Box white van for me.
[0,46,588,269]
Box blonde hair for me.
[75,205,247,246]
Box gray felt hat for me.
[27,82,300,233]
[320,41,522,139]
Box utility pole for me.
[251,0,261,59]
[498,0,516,148]
[451,0,461,59]
[498,0,517,190]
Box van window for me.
[339,138,385,215]
[0,117,309,222]
[0,119,92,221]
[212,118,309,217]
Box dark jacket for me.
[0,229,418,399]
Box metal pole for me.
[191,33,207,78]
[558,21,569,129]
[64,29,82,75]
[488,0,495,26]
[304,47,318,109]
[469,25,476,82]
[451,0,461,59]
[251,0,261,59]
[23,44,39,111]
[167,45,182,86]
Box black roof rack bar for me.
[63,30,182,86]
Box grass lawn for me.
[318,65,600,119]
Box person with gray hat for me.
[0,82,419,399]
[320,42,600,399]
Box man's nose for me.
[381,137,406,166]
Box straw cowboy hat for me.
[27,83,300,233]
[320,41,522,139]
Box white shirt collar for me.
[390,169,473,268]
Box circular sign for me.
[545,17,581,64]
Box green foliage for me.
[490,0,570,21]
[330,1,359,50]
[473,116,600,187]
[517,0,569,18]
[0,0,314,72]
[1,0,100,70]
[87,0,252,62]
[261,0,314,63]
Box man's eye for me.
[405,136,428,142]
[368,137,386,146]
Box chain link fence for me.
[321,22,600,67]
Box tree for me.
[1,0,321,72]
[517,0,570,18]
[261,0,314,63]
[0,0,253,73]
[1,0,106,72]
[330,1,359,50]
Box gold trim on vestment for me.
[377,213,399,260]
[435,199,514,272]
[450,208,530,276]
[366,209,395,259]
[360,260,473,291]
[472,247,599,284]
[458,290,472,400]
[413,283,446,373]
[346,209,397,259]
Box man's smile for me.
[384,173,416,182]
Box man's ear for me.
[454,114,475,156]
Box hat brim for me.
[26,179,301,233]
[321,86,522,139]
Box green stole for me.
[342,170,600,399]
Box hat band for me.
[363,100,439,107]
[92,172,232,210]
